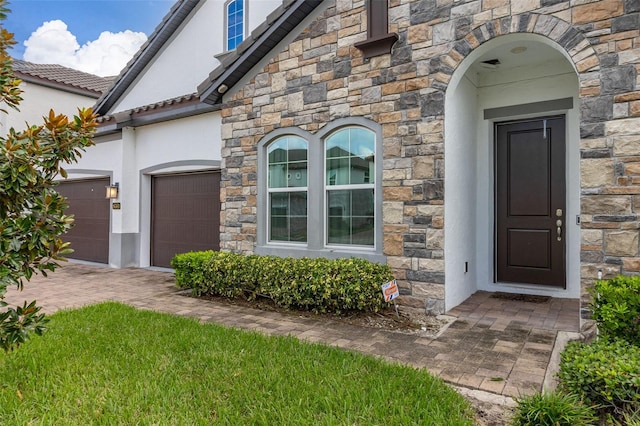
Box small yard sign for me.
[381,279,399,302]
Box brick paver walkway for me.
[4,263,580,398]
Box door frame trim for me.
[484,98,573,120]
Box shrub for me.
[589,275,640,345]
[326,257,395,312]
[201,251,248,298]
[262,257,394,313]
[171,251,215,290]
[558,339,640,416]
[263,256,329,312]
[511,391,596,426]
[171,251,394,314]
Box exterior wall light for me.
[217,84,228,94]
[105,182,119,199]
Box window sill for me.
[354,33,399,59]
[214,50,236,62]
[256,245,386,264]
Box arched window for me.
[325,128,375,246]
[267,136,308,242]
[225,0,245,51]
[257,120,382,261]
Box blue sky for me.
[4,0,176,75]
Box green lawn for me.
[0,302,473,425]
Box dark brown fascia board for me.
[94,0,201,116]
[94,98,220,137]
[16,72,102,99]
[197,0,325,105]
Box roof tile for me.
[13,59,113,94]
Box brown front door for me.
[151,171,221,268]
[495,116,565,287]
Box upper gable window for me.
[225,0,245,51]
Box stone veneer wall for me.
[220,0,640,316]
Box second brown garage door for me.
[151,171,221,268]
[57,178,111,263]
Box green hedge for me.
[590,275,640,345]
[171,251,394,314]
[558,339,640,415]
[171,250,214,290]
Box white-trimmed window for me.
[325,127,375,247]
[225,0,245,51]
[267,136,308,242]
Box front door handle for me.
[556,219,562,241]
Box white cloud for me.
[23,20,147,77]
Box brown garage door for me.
[151,171,221,268]
[57,178,110,263]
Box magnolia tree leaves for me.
[0,0,97,351]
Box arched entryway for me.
[443,18,598,311]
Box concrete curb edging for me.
[542,331,582,392]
